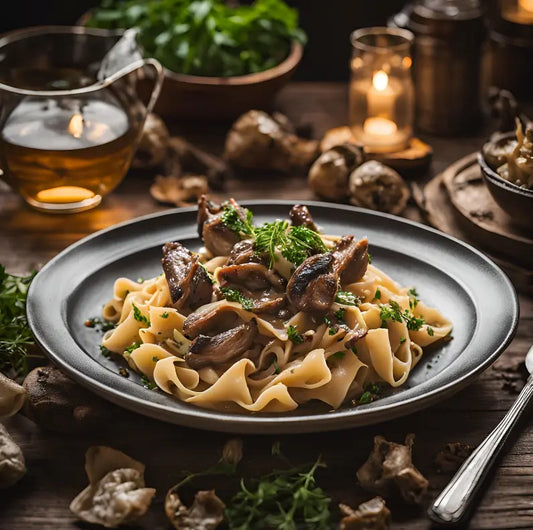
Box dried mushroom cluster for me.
[0,423,26,489]
[70,446,156,528]
[356,434,429,505]
[308,145,410,215]
[340,497,391,530]
[482,118,533,189]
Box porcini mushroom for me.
[70,445,156,528]
[339,497,391,530]
[348,161,410,215]
[132,113,170,169]
[308,143,365,200]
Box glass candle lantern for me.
[501,0,533,24]
[349,27,415,153]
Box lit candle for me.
[519,0,533,13]
[363,116,398,137]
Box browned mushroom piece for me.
[434,442,474,474]
[289,204,319,231]
[339,497,391,530]
[165,487,225,530]
[162,242,213,310]
[182,302,243,339]
[356,433,429,505]
[150,175,209,207]
[308,143,365,200]
[227,239,261,266]
[332,235,369,285]
[0,423,26,489]
[286,253,337,313]
[348,161,410,215]
[185,320,258,369]
[224,110,320,174]
[22,365,112,434]
[217,263,287,314]
[482,131,518,171]
[131,113,170,169]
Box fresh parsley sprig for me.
[380,300,426,331]
[221,287,254,311]
[221,205,255,237]
[0,265,42,378]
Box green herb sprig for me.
[88,0,306,78]
[287,324,304,344]
[221,287,254,311]
[0,266,42,378]
[380,300,426,331]
[335,291,360,306]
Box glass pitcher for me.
[0,26,164,213]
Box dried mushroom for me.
[339,497,391,530]
[165,487,225,530]
[224,110,319,174]
[356,434,428,504]
[348,161,410,215]
[22,365,112,434]
[0,422,26,488]
[132,113,170,169]
[70,445,155,528]
[151,175,209,206]
[308,143,365,200]
[434,442,473,474]
[0,371,26,418]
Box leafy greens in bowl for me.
[86,0,307,78]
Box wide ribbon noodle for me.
[101,199,452,413]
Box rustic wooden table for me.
[1,83,532,530]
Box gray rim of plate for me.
[26,200,519,434]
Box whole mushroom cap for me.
[308,143,365,200]
[348,160,410,215]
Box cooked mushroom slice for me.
[348,161,410,215]
[287,253,337,313]
[22,365,112,434]
[0,372,26,418]
[162,242,213,310]
[70,446,156,529]
[289,204,319,231]
[308,143,365,200]
[227,239,260,265]
[185,321,258,369]
[197,195,224,237]
[0,423,26,489]
[165,487,225,530]
[224,110,319,174]
[332,236,369,284]
[356,433,428,505]
[183,301,244,339]
[339,497,391,530]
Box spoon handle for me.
[428,375,533,526]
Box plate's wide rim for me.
[27,200,520,434]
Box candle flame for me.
[68,113,84,139]
[519,0,533,12]
[372,70,389,91]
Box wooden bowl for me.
[478,134,533,230]
[152,41,303,121]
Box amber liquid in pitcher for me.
[0,89,137,212]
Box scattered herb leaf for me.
[335,291,360,306]
[375,288,381,300]
[287,324,304,344]
[125,341,141,354]
[427,326,434,337]
[334,308,346,321]
[221,204,255,236]
[141,374,158,390]
[160,311,169,319]
[220,287,254,311]
[272,358,281,374]
[380,300,425,331]
[132,302,150,326]
[330,351,346,360]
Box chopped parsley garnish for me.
[272,358,281,374]
[152,356,159,362]
[335,291,360,306]
[141,374,158,390]
[358,391,373,404]
[100,345,111,358]
[287,324,304,344]
[160,311,169,319]
[220,287,254,311]
[368,253,373,264]
[221,204,255,236]
[124,341,141,354]
[399,336,407,344]
[324,316,337,335]
[330,351,346,360]
[85,317,116,332]
[351,346,358,355]
[374,288,381,300]
[427,326,434,337]
[379,300,425,331]
[132,303,150,327]
[254,220,327,267]
[199,262,216,284]
[408,287,419,309]
[357,383,382,405]
[225,455,331,530]
[334,308,346,321]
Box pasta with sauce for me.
[100,197,452,413]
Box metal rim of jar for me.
[350,26,414,54]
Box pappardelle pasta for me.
[100,197,452,413]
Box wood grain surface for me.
[1,82,532,530]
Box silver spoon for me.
[428,344,533,526]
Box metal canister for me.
[389,0,485,136]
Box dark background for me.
[0,0,410,81]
